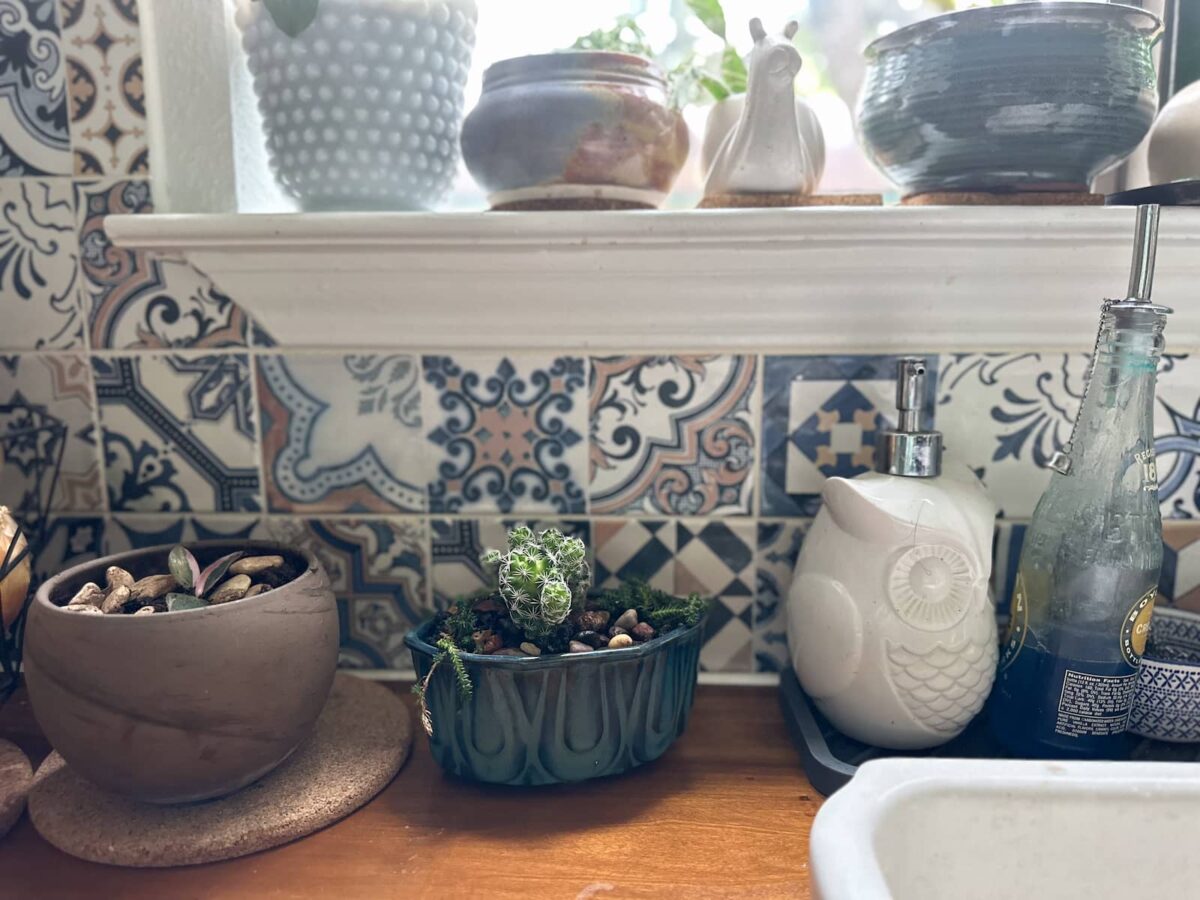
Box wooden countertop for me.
[0,684,821,899]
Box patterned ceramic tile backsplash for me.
[421,354,589,515]
[10,0,1200,677]
[0,0,72,176]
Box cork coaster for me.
[28,674,411,867]
[491,197,654,211]
[0,739,32,839]
[901,190,1105,207]
[698,192,883,209]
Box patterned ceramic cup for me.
[237,0,477,210]
[1129,607,1200,743]
[461,51,690,209]
[857,2,1162,195]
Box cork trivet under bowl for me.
[0,739,32,839]
[698,192,883,208]
[28,673,411,867]
[901,190,1105,206]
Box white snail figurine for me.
[703,18,825,198]
[787,359,998,750]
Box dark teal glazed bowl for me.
[857,2,1162,195]
[405,616,703,785]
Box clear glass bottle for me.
[990,302,1168,758]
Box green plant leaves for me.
[166,593,206,612]
[195,551,244,599]
[686,0,727,40]
[260,0,320,38]
[697,73,730,102]
[570,14,654,57]
[721,45,747,95]
[168,545,198,591]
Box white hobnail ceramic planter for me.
[236,0,477,211]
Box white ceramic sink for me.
[811,757,1200,900]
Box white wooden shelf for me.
[105,206,1200,352]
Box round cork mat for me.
[698,191,883,208]
[28,674,411,867]
[0,739,32,839]
[901,190,1105,206]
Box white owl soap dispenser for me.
[787,358,997,750]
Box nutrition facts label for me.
[1054,669,1138,737]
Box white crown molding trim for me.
[106,207,1200,352]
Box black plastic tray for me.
[777,666,1200,796]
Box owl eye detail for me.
[887,544,976,631]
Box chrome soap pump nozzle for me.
[876,357,942,478]
[1049,203,1172,476]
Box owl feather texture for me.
[483,526,590,642]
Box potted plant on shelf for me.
[236,0,478,211]
[406,526,707,786]
[24,540,338,803]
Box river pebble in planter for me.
[237,0,478,211]
[62,550,299,615]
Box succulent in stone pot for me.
[24,540,338,803]
[406,526,706,786]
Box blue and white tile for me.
[761,355,933,517]
[0,179,82,349]
[257,353,425,514]
[1160,522,1200,614]
[0,353,101,512]
[676,519,755,672]
[32,515,104,584]
[104,513,268,555]
[589,355,756,516]
[422,354,588,514]
[0,0,71,176]
[755,520,807,673]
[59,0,147,175]
[593,517,755,672]
[593,519,675,592]
[935,352,1084,519]
[431,517,590,609]
[75,179,248,349]
[264,517,429,670]
[1154,355,1200,520]
[93,354,261,513]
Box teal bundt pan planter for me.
[405,617,703,786]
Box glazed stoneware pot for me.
[236,0,478,210]
[405,616,703,785]
[460,51,690,209]
[25,541,338,804]
[857,1,1162,195]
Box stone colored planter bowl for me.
[461,51,690,209]
[857,2,1161,195]
[406,616,703,785]
[25,541,338,804]
[236,0,478,210]
[1129,607,1200,743]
